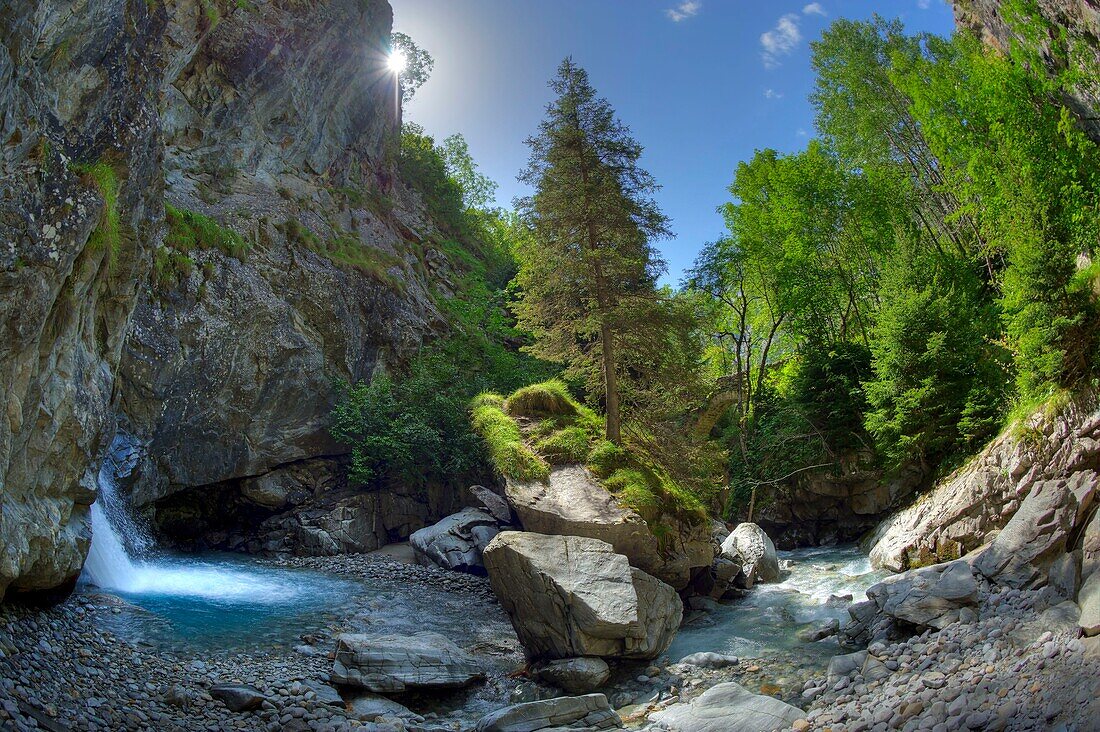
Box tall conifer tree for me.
[516,59,670,444]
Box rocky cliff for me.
[0,0,472,598]
[868,392,1100,572]
[954,0,1100,144]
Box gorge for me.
[2,0,1100,731]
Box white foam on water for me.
[81,437,302,605]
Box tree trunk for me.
[600,320,621,444]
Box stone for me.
[828,651,868,683]
[1079,570,1100,637]
[210,684,266,712]
[867,560,980,630]
[409,508,500,574]
[504,466,712,589]
[469,485,516,525]
[331,631,484,692]
[720,523,780,585]
[798,618,841,642]
[648,682,803,732]
[348,693,423,722]
[533,657,610,694]
[974,476,1082,588]
[301,680,344,707]
[678,652,740,669]
[475,694,622,732]
[483,532,682,660]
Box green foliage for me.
[165,204,247,258]
[439,134,498,210]
[74,161,121,259]
[788,342,873,454]
[507,380,580,418]
[398,124,468,234]
[390,32,433,104]
[862,249,1010,470]
[470,394,550,482]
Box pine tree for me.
[516,58,670,445]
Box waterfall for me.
[82,434,152,592]
[80,433,301,603]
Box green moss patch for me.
[470,393,549,483]
[75,162,121,259]
[166,204,248,258]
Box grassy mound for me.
[470,380,707,525]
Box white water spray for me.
[81,435,300,602]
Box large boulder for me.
[475,694,622,732]
[504,466,712,589]
[330,631,484,692]
[720,523,780,586]
[482,532,682,660]
[1080,570,1100,637]
[648,682,803,732]
[866,560,980,631]
[409,507,500,574]
[973,475,1085,588]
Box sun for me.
[387,50,407,74]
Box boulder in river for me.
[475,693,622,732]
[533,657,611,693]
[504,465,712,589]
[720,523,780,586]
[648,681,803,732]
[331,631,485,692]
[409,507,500,574]
[482,531,682,660]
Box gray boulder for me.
[210,684,266,712]
[720,523,780,586]
[504,466,712,589]
[1080,570,1100,637]
[482,532,682,660]
[649,682,803,732]
[866,559,980,630]
[409,507,500,574]
[349,693,424,723]
[331,631,484,692]
[677,652,739,669]
[534,657,611,694]
[797,618,840,642]
[973,476,1082,588]
[475,694,622,732]
[469,484,516,525]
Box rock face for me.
[649,682,804,732]
[954,0,1100,145]
[475,694,622,732]
[0,0,165,597]
[973,474,1089,588]
[868,394,1100,572]
[482,532,682,660]
[505,466,712,589]
[330,632,484,692]
[410,507,501,574]
[866,560,980,631]
[719,523,780,586]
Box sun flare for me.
[387,50,407,74]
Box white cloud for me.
[796,128,808,137]
[764,88,783,99]
[761,13,802,69]
[802,2,826,16]
[917,0,932,8]
[666,0,701,22]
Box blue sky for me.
[390,0,957,283]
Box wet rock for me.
[797,618,840,642]
[483,532,682,660]
[720,523,780,585]
[409,507,500,574]
[210,684,267,712]
[331,631,485,692]
[533,657,610,694]
[475,693,622,732]
[649,682,803,732]
[677,652,740,669]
